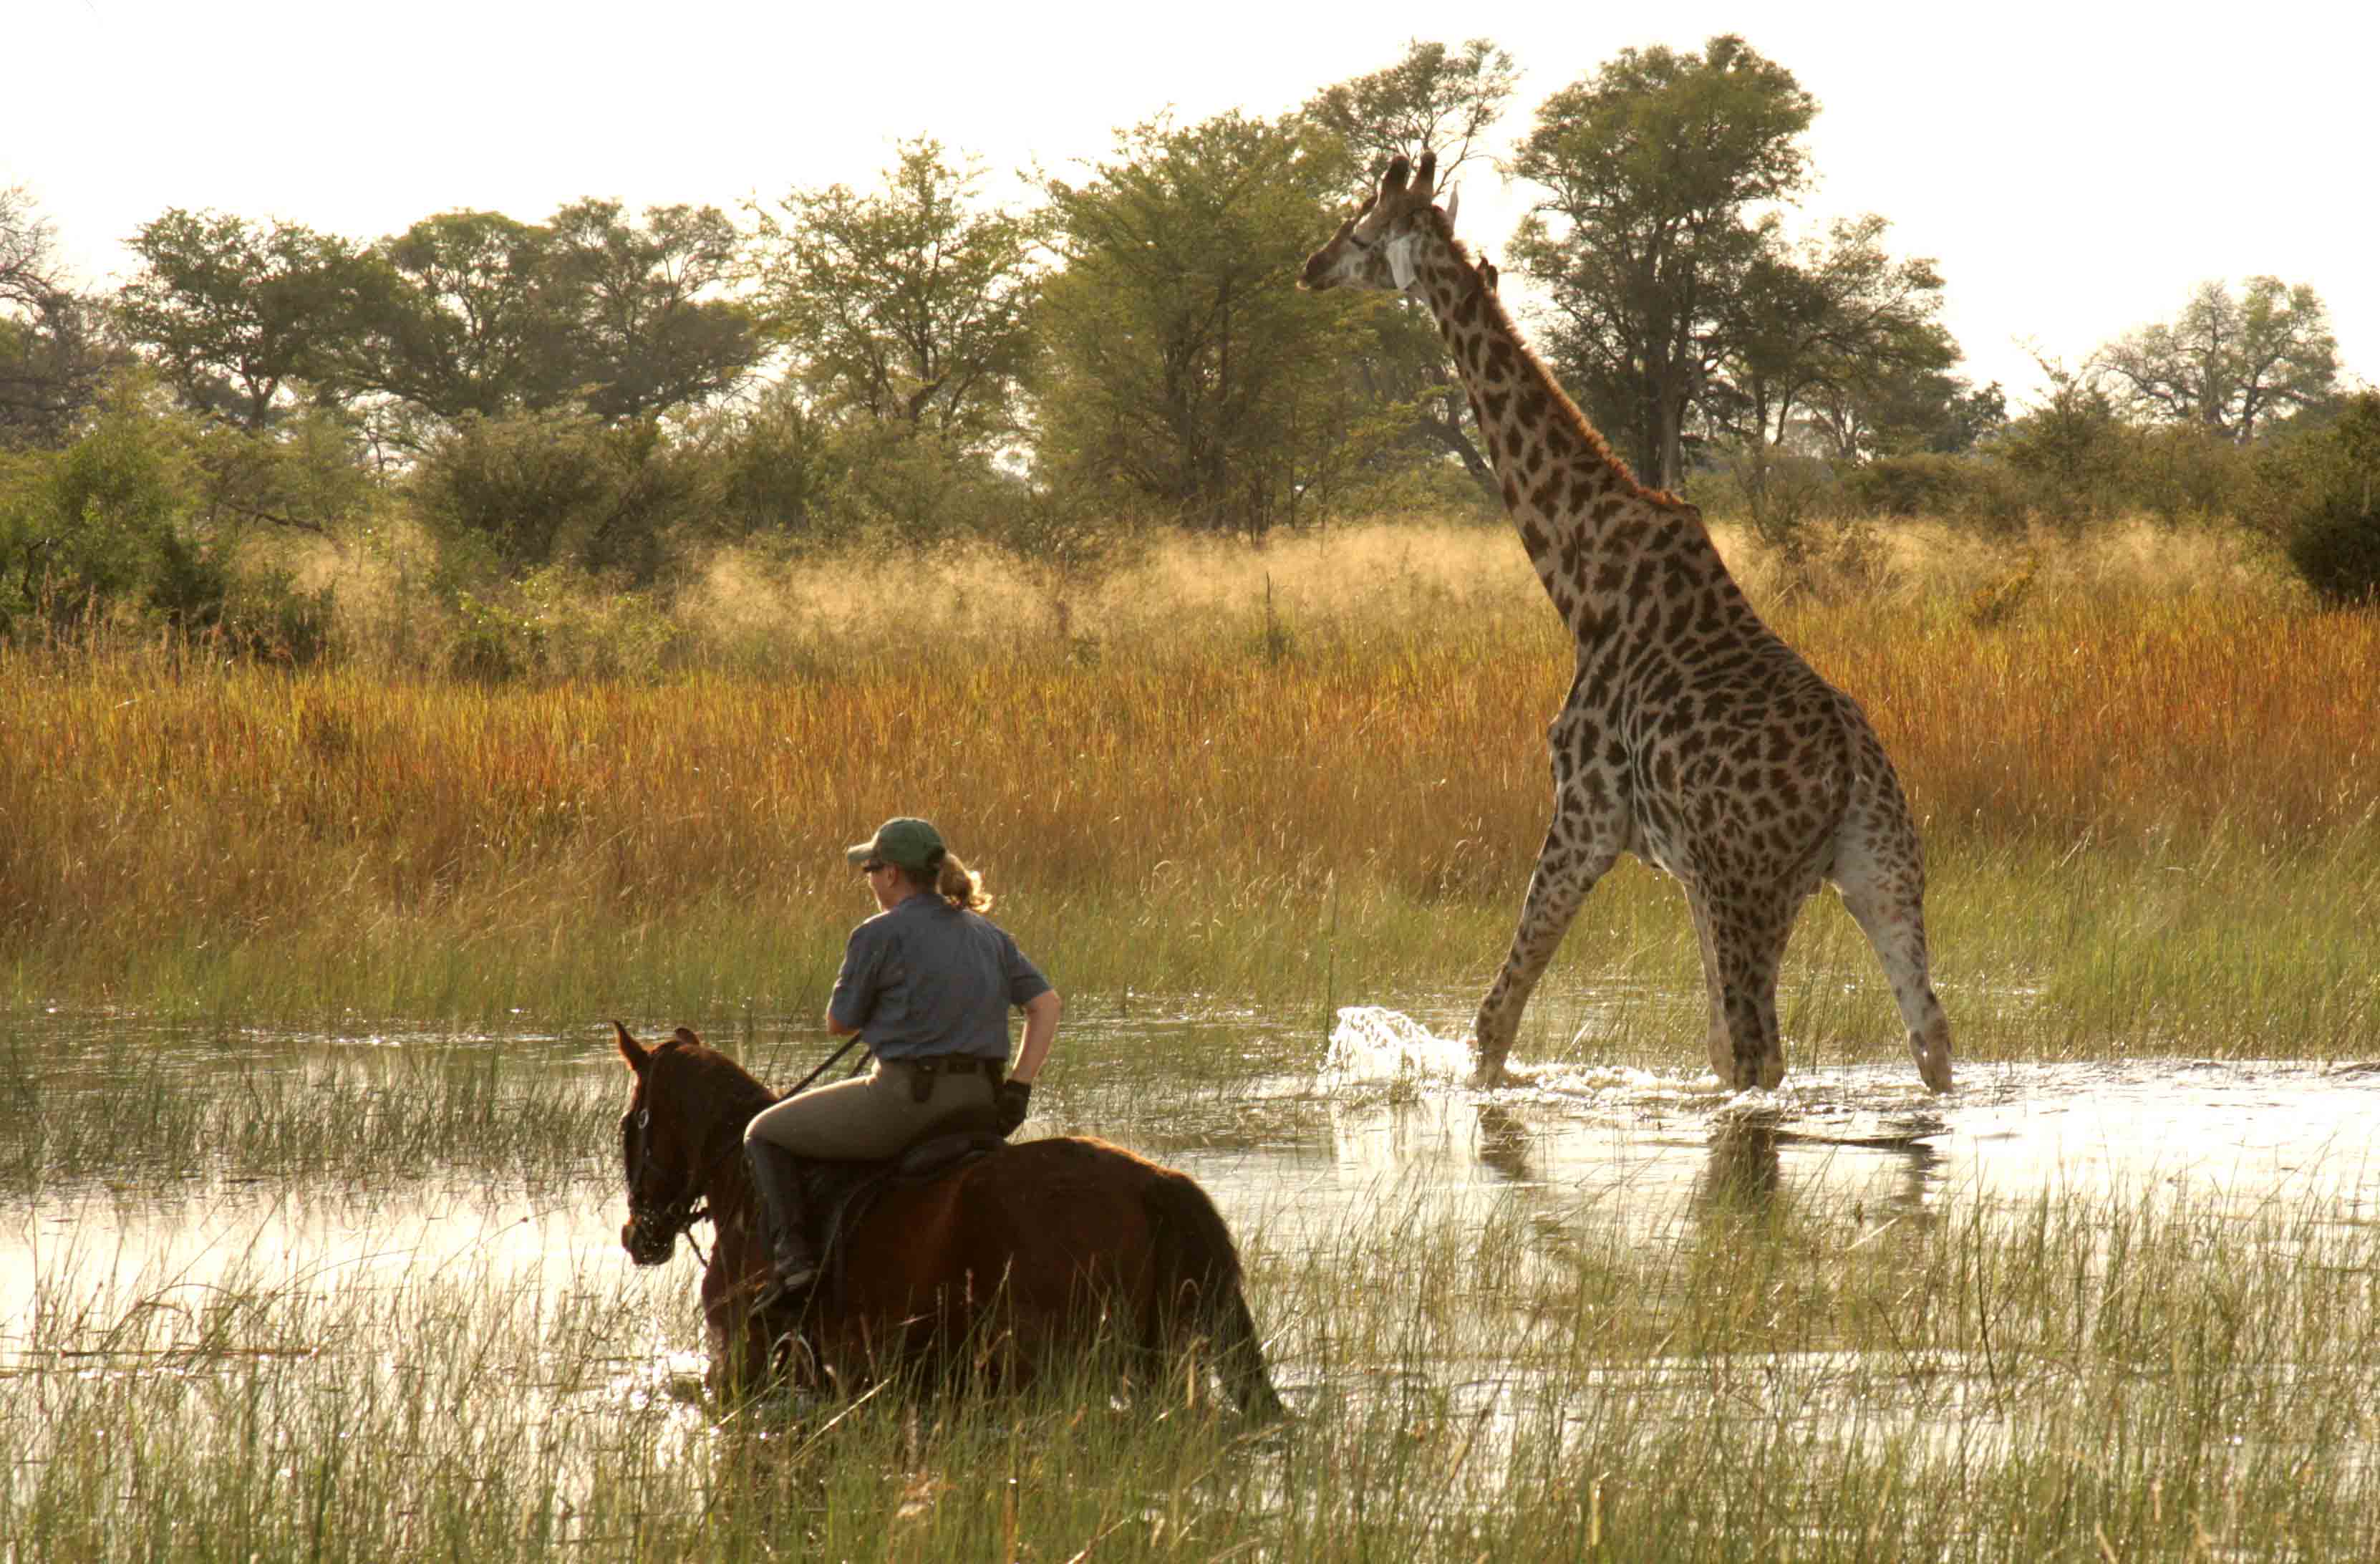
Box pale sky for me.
[9,0,2372,406]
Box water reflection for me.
[7,1002,2379,1374]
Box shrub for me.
[410,410,709,584]
[0,380,228,639]
[2110,423,2256,526]
[2264,392,2380,605]
[445,564,687,682]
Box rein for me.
[626,1038,858,1264]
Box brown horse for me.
[610,1022,1285,1416]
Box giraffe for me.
[1302,153,1953,1095]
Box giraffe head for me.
[1300,150,1459,295]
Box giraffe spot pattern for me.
[1299,162,1952,1095]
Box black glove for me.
[995,1079,1032,1136]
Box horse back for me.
[842,1136,1172,1301]
[822,1136,1235,1379]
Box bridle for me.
[621,1097,736,1265]
[619,1038,858,1264]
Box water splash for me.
[1318,1006,1475,1088]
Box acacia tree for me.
[1304,37,1516,183]
[546,199,758,421]
[117,208,365,429]
[1035,111,1375,536]
[1304,39,1519,497]
[752,139,1041,445]
[2099,277,2337,440]
[338,210,567,423]
[1509,34,1817,490]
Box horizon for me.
[9,0,2373,411]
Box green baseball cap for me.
[846,816,945,872]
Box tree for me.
[1035,112,1375,536]
[1,185,114,446]
[1998,353,2129,526]
[339,210,567,423]
[1304,39,1519,498]
[545,199,759,420]
[2098,278,2338,440]
[331,203,759,430]
[1303,37,1516,184]
[1508,34,1817,490]
[117,209,364,429]
[753,140,1041,446]
[1713,213,1960,459]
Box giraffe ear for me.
[1444,183,1461,230]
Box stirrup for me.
[753,1260,818,1313]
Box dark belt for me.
[891,1053,1005,1101]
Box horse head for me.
[611,1020,744,1266]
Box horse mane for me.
[1426,209,1691,514]
[656,1033,779,1129]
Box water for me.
[5,1000,2376,1504]
[9,1003,2378,1344]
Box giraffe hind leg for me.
[1835,870,1954,1094]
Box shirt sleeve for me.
[1000,929,1053,1008]
[828,919,890,1033]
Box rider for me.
[742,816,1060,1306]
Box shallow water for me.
[8,1001,2375,1366]
[6,1000,2378,1545]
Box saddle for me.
[792,1129,1007,1304]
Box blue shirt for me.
[827,894,1051,1061]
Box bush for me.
[410,410,709,584]
[2264,393,2380,605]
[702,392,838,544]
[445,564,687,682]
[0,380,228,638]
[2110,423,2256,526]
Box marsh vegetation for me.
[4,520,2377,1559]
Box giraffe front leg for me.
[1471,824,1617,1086]
[1686,894,1735,1083]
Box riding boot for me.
[743,1138,820,1309]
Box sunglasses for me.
[861,861,889,874]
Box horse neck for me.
[683,1061,775,1268]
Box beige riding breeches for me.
[742,1056,1001,1161]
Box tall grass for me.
[6,1163,2374,1560]
[2,517,2371,1052]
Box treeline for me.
[1,34,2375,670]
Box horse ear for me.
[672,1025,702,1048]
[614,1020,650,1075]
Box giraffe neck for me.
[1403,226,1735,647]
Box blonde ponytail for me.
[934,851,992,912]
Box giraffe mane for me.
[1423,208,1690,514]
